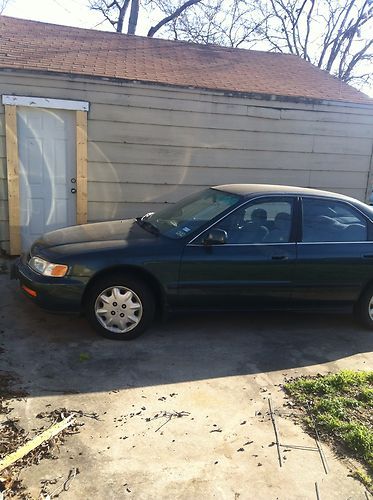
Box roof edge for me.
[1,67,372,109]
[0,15,308,59]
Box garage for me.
[0,15,372,254]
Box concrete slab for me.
[0,272,372,499]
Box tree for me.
[89,0,372,89]
[254,0,373,86]
[0,0,13,13]
[160,0,373,88]
[157,0,268,48]
[88,0,202,36]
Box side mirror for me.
[202,228,227,245]
[142,212,155,220]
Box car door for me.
[294,196,372,305]
[177,196,297,308]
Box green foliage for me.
[285,370,373,487]
[352,468,373,490]
[79,352,91,362]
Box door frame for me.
[2,95,89,255]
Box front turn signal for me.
[48,264,69,277]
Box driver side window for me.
[203,198,294,244]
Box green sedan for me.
[13,184,373,340]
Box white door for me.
[17,107,76,251]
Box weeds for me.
[284,370,373,490]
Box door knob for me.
[71,188,77,194]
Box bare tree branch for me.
[303,0,315,61]
[342,39,373,82]
[89,0,130,32]
[268,0,295,53]
[0,0,12,13]
[324,0,356,72]
[337,0,370,77]
[147,0,202,37]
[88,0,373,89]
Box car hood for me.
[31,219,155,253]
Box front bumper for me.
[13,255,87,313]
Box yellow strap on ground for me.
[0,415,75,472]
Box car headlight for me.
[29,256,68,277]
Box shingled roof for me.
[0,15,371,104]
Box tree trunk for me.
[128,0,139,34]
[116,0,131,33]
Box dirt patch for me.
[0,371,29,497]
[0,371,26,414]
[0,406,86,498]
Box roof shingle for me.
[0,15,371,104]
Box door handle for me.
[362,254,373,259]
[271,255,288,261]
[71,188,77,194]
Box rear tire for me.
[354,286,373,329]
[85,273,155,340]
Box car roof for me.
[213,184,360,202]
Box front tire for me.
[85,274,155,340]
[355,286,373,329]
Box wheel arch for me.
[357,280,373,303]
[81,265,167,317]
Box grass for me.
[284,370,373,490]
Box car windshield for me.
[138,188,241,239]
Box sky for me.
[2,0,372,97]
[3,0,151,34]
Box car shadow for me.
[1,274,372,398]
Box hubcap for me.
[369,296,373,321]
[94,286,143,334]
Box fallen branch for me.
[148,411,190,432]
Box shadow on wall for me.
[88,141,196,222]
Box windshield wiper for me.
[136,217,160,235]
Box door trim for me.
[4,105,21,255]
[3,98,89,255]
[76,110,88,225]
[2,95,89,111]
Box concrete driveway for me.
[0,269,372,499]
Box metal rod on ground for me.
[315,482,321,500]
[268,398,282,467]
[307,405,329,475]
[280,443,319,451]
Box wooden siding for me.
[0,71,372,251]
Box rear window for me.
[302,198,368,242]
